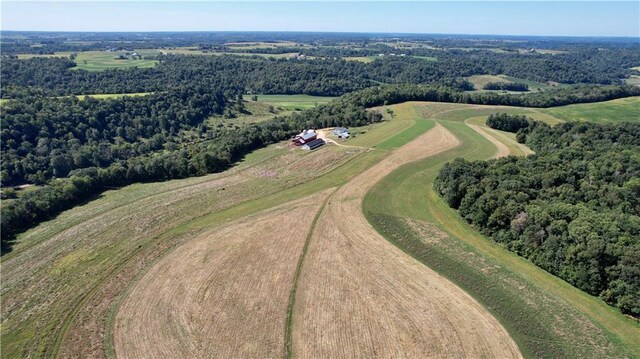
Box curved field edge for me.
[291,123,521,358]
[363,106,639,357]
[112,191,333,358]
[103,102,437,357]
[2,144,373,358]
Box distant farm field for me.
[467,74,565,92]
[541,96,640,123]
[243,94,336,110]
[71,51,158,71]
[344,56,377,63]
[3,99,639,358]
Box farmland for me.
[363,102,640,358]
[242,94,336,110]
[541,96,640,123]
[2,96,639,358]
[467,74,565,92]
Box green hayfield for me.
[411,56,438,61]
[344,56,377,63]
[72,51,158,71]
[467,74,564,92]
[363,103,639,358]
[541,96,640,123]
[243,94,336,110]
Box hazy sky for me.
[2,1,639,37]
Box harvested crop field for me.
[292,124,522,358]
[0,143,361,358]
[113,191,332,358]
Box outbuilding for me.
[333,127,350,139]
[301,138,325,150]
[293,130,317,145]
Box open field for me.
[72,51,158,71]
[225,41,303,49]
[467,74,565,92]
[344,56,377,63]
[243,94,336,110]
[363,102,640,358]
[466,116,534,157]
[3,99,638,358]
[293,123,522,358]
[0,142,365,358]
[16,51,158,71]
[114,191,332,358]
[541,96,640,123]
[16,52,74,59]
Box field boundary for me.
[283,190,335,359]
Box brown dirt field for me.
[113,190,332,359]
[2,143,358,358]
[293,124,523,358]
[467,123,511,158]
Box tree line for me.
[3,83,639,253]
[1,86,227,186]
[434,117,640,317]
[4,46,639,100]
[483,82,529,91]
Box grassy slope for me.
[3,98,638,357]
[541,96,640,123]
[71,51,157,71]
[467,74,566,93]
[363,103,639,358]
[243,94,336,110]
[1,102,408,357]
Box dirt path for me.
[113,190,332,359]
[467,123,511,158]
[317,129,370,150]
[293,124,523,358]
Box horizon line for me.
[2,29,639,40]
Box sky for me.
[1,1,639,37]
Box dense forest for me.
[3,42,639,99]
[1,86,227,185]
[434,117,640,317]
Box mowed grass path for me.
[363,103,640,358]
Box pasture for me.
[344,56,377,63]
[243,94,336,110]
[71,51,158,71]
[363,102,640,358]
[541,96,640,123]
[467,74,563,92]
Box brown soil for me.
[113,191,332,358]
[292,124,522,358]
